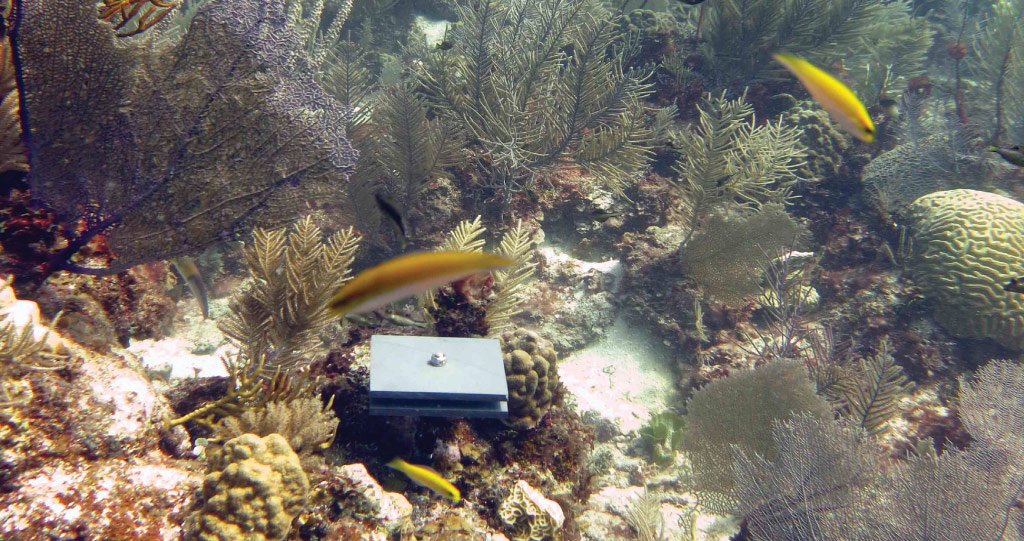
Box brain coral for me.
[499,329,559,429]
[906,189,1024,350]
[193,433,310,541]
[498,480,565,541]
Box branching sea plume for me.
[373,84,463,215]
[693,0,930,95]
[969,0,1024,144]
[8,0,358,279]
[669,92,805,243]
[421,0,655,198]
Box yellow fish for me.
[386,457,461,502]
[773,53,876,143]
[327,251,512,316]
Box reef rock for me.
[0,276,65,353]
[1,315,199,539]
[331,463,412,534]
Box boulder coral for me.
[499,329,559,430]
[192,433,310,541]
[906,189,1024,350]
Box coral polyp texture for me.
[192,433,310,541]
[498,480,565,541]
[906,189,1024,350]
[499,329,559,430]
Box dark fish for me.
[435,40,454,51]
[991,145,1024,167]
[344,313,379,327]
[376,311,428,328]
[170,257,210,319]
[591,209,624,222]
[1004,277,1024,294]
[878,97,899,119]
[375,193,406,236]
[375,192,408,250]
[677,0,707,4]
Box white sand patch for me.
[128,337,234,379]
[413,14,454,47]
[559,315,679,432]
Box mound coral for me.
[499,329,559,430]
[905,189,1024,350]
[192,433,310,541]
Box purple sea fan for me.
[7,0,357,277]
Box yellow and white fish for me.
[773,53,876,143]
[170,256,209,319]
[327,251,512,316]
[386,457,461,502]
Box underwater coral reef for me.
[1,0,1024,539]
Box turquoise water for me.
[0,0,1022,539]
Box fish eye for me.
[864,125,875,134]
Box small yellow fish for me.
[327,251,512,316]
[386,457,461,502]
[773,53,876,143]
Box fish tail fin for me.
[190,275,210,320]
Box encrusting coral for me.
[191,433,310,541]
[905,189,1024,350]
[499,328,559,430]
